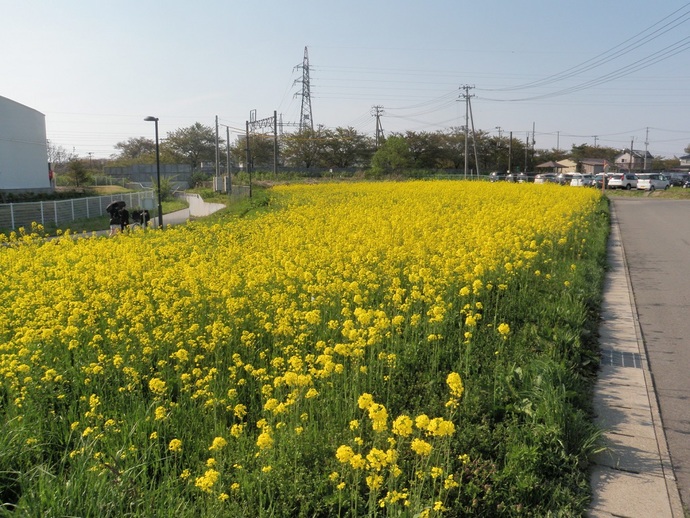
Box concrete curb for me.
[588,204,684,517]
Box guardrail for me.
[0,191,155,231]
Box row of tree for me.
[51,123,683,184]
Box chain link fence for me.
[0,191,155,231]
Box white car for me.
[607,173,638,190]
[569,173,594,187]
[534,173,557,184]
[636,173,670,191]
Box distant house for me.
[581,159,607,175]
[679,154,690,170]
[0,95,51,194]
[614,149,653,172]
[556,159,577,173]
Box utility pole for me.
[642,126,649,171]
[372,105,385,148]
[460,85,475,178]
[508,131,513,174]
[215,115,220,180]
[245,120,252,197]
[531,122,536,172]
[495,127,502,172]
[524,133,529,173]
[630,137,635,173]
[295,46,314,132]
[226,126,231,193]
[218,122,233,194]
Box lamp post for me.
[144,116,163,228]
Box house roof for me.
[581,158,607,165]
[536,161,565,168]
[615,149,653,159]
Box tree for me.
[47,140,76,174]
[369,135,413,176]
[112,137,156,161]
[403,131,446,169]
[437,128,466,169]
[570,143,619,165]
[65,159,91,187]
[321,127,373,168]
[229,134,275,170]
[281,127,326,168]
[164,122,218,171]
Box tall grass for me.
[0,181,608,516]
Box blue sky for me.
[2,0,689,159]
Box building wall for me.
[0,96,50,192]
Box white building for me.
[0,95,51,193]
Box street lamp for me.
[144,116,163,228]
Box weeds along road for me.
[612,197,690,510]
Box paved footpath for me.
[588,203,684,517]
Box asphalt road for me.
[613,197,690,510]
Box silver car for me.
[636,173,670,191]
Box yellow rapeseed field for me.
[0,181,602,515]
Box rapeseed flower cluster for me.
[0,181,600,513]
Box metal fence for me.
[0,191,155,231]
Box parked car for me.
[489,172,507,182]
[534,173,557,184]
[593,173,610,189]
[665,172,690,187]
[607,173,638,190]
[555,172,572,185]
[569,173,594,187]
[636,173,670,191]
[517,172,536,183]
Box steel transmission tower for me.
[294,46,314,132]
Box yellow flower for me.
[336,445,354,463]
[154,406,167,421]
[410,438,432,456]
[256,430,273,450]
[392,415,413,437]
[497,323,510,339]
[446,372,464,399]
[194,469,220,492]
[148,377,167,396]
[168,439,183,453]
[357,393,374,410]
[366,473,383,490]
[415,414,430,430]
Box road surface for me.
[613,197,690,511]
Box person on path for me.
[119,207,130,232]
[108,208,121,236]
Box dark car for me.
[593,173,610,189]
[666,172,690,187]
